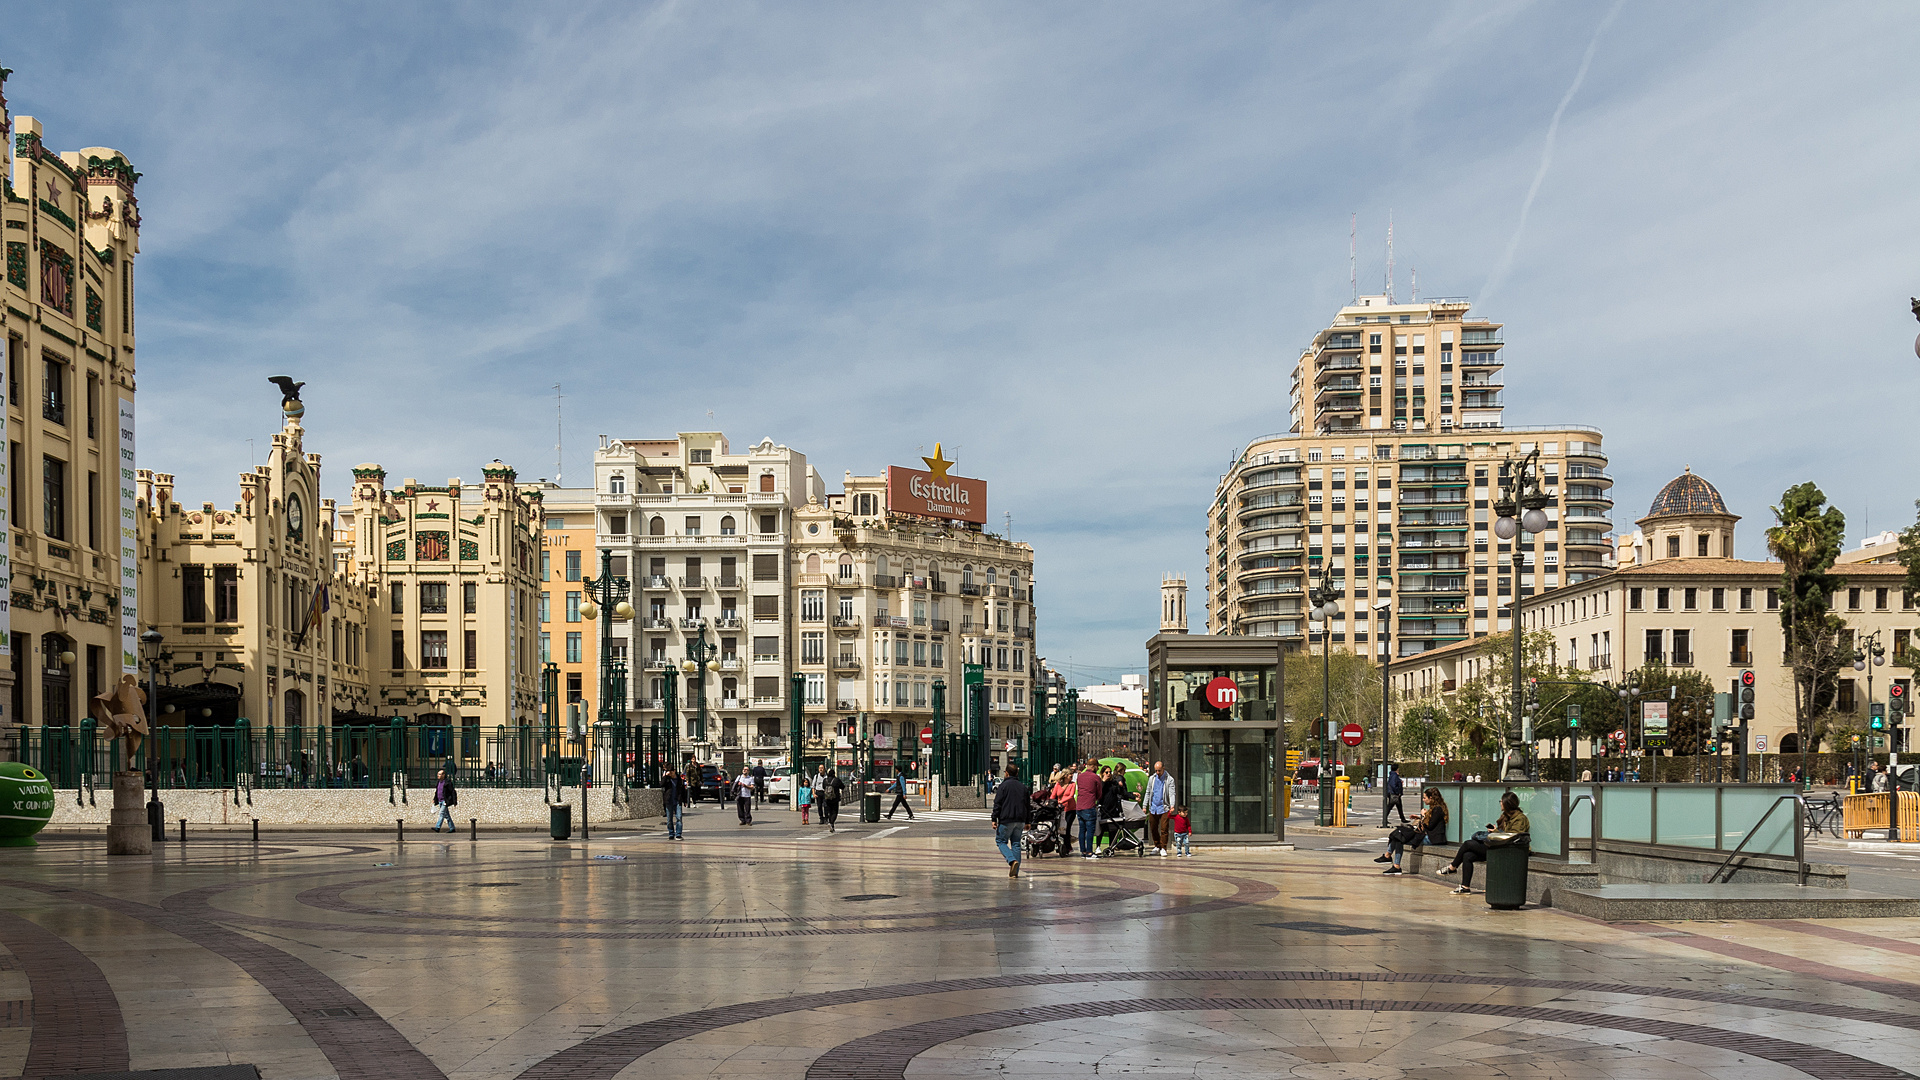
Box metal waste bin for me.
[1483,843,1529,909]
[862,791,881,823]
[550,803,573,841]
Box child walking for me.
[1171,806,1192,857]
[797,775,813,825]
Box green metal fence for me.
[18,721,603,790]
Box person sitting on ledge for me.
[1377,787,1447,875]
[1441,791,1530,894]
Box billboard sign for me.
[885,444,986,525]
[1641,700,1669,748]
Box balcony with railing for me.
[1398,535,1469,551]
[680,575,705,589]
[931,618,950,632]
[833,655,861,672]
[873,574,899,589]
[831,615,862,630]
[713,616,744,629]
[1565,465,1612,483]
[1241,576,1304,596]
[714,576,743,590]
[1397,491,1467,506]
[1239,471,1302,494]
[1396,466,1468,486]
[959,582,980,596]
[1237,493,1304,518]
[1460,351,1504,368]
[679,617,705,630]
[641,575,672,590]
[1399,600,1467,615]
[1398,510,1469,527]
[1315,377,1364,398]
[643,618,673,630]
[1398,578,1468,594]
[1313,359,1364,384]
[1399,618,1468,637]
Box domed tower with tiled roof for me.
[1635,467,1739,563]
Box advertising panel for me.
[885,445,986,524]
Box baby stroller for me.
[1098,798,1149,857]
[1024,799,1069,857]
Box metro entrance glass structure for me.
[1146,634,1287,842]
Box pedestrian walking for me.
[431,770,457,832]
[1171,806,1193,857]
[752,762,768,806]
[734,770,756,825]
[884,771,915,820]
[1382,764,1407,825]
[1144,760,1177,855]
[990,766,1032,877]
[817,765,845,833]
[1074,761,1102,858]
[662,769,686,840]
[797,774,813,824]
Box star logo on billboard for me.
[921,443,954,480]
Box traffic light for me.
[1892,682,1907,720]
[1871,704,1886,732]
[1566,702,1581,730]
[1739,670,1756,721]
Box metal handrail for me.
[1566,792,1597,865]
[1707,794,1805,885]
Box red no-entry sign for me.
[1339,723,1365,747]
[1204,677,1239,710]
[920,726,933,745]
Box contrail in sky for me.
[1481,0,1627,304]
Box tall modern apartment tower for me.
[1206,296,1614,658]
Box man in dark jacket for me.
[816,766,845,833]
[991,767,1032,877]
[662,770,686,841]
[884,771,915,820]
[751,763,768,806]
[1383,764,1407,825]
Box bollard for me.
[252,818,260,844]
[397,819,404,843]
[149,797,165,842]
[469,817,477,842]
[178,819,186,844]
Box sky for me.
[6,2,1918,685]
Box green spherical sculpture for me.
[0,763,55,847]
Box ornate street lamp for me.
[1492,448,1554,780]
[683,625,720,755]
[1305,564,1343,826]
[1375,597,1393,825]
[577,552,634,801]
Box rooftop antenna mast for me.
[554,383,563,486]
[1349,213,1357,301]
[1411,266,1418,302]
[1385,212,1396,303]
[1004,510,1013,541]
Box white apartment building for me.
[593,433,823,768]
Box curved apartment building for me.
[1206,296,1613,658]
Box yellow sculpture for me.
[90,675,150,759]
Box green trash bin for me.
[550,803,573,841]
[862,791,882,823]
[1483,843,1529,909]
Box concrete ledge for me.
[1556,883,1920,921]
[1399,844,1599,908]
[49,785,660,827]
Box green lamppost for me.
[789,672,805,787]
[931,680,946,783]
[541,661,560,800]
[577,552,633,802]
[1492,447,1554,781]
[684,625,719,750]
[1305,565,1343,826]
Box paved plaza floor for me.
[8,805,1920,1079]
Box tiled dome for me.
[1646,468,1728,518]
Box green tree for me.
[1767,482,1848,756]
[1395,698,1448,764]
[1283,651,1380,763]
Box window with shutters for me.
[760,473,776,493]
[752,554,779,581]
[895,638,910,665]
[214,567,239,622]
[421,631,448,669]
[465,629,478,670]
[753,594,779,619]
[463,582,478,613]
[753,636,780,661]
[392,630,405,671]
[754,676,781,700]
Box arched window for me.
[877,555,890,578]
[284,688,306,726]
[838,555,854,580]
[720,515,736,536]
[876,719,893,738]
[649,516,665,536]
[1010,570,1020,589]
[987,567,998,585]
[805,554,821,574]
[962,565,974,586]
[608,473,627,494]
